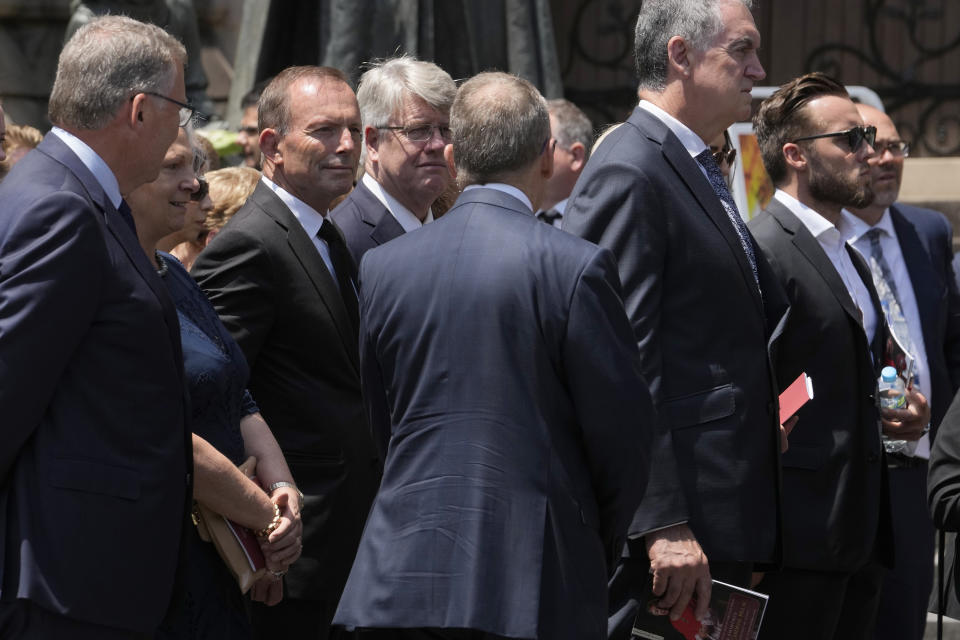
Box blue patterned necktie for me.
[695,149,759,288]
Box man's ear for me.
[783,143,807,172]
[666,36,692,78]
[128,93,148,128]
[443,144,457,179]
[541,141,554,180]
[259,128,282,165]
[569,142,587,173]
[364,125,380,163]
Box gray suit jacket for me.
[334,187,654,639]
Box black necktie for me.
[317,220,359,332]
[537,209,561,225]
[117,199,137,234]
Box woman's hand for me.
[260,488,303,572]
[250,574,283,606]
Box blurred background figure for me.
[202,166,261,246]
[0,123,43,181]
[236,80,269,170]
[709,129,737,188]
[127,126,303,638]
[537,98,593,228]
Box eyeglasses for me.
[139,91,208,127]
[711,146,737,166]
[792,125,877,152]
[380,123,452,144]
[190,176,209,202]
[874,140,910,157]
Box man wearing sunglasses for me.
[844,103,960,640]
[332,56,456,266]
[748,72,930,639]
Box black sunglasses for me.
[190,176,209,202]
[792,125,877,152]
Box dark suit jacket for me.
[330,180,406,266]
[191,181,380,603]
[334,187,654,639]
[0,134,190,633]
[887,203,960,433]
[749,198,894,571]
[563,107,788,566]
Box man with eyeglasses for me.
[331,56,456,266]
[842,103,960,640]
[192,66,380,639]
[0,15,192,639]
[536,99,593,229]
[748,72,930,639]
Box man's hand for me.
[780,415,798,453]
[881,388,930,442]
[645,523,711,621]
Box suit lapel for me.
[354,182,407,246]
[252,185,360,373]
[632,109,763,314]
[890,205,941,353]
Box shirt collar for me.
[552,197,569,215]
[463,183,533,212]
[839,207,894,245]
[50,127,123,209]
[638,100,710,158]
[261,175,328,237]
[361,173,433,232]
[774,189,845,249]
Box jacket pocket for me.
[50,458,141,500]
[661,383,736,429]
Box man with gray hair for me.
[564,1,790,636]
[332,55,456,265]
[334,71,654,640]
[537,98,593,228]
[0,15,191,638]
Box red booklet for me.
[779,373,814,424]
[223,516,267,571]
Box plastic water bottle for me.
[878,366,906,410]
[878,366,909,454]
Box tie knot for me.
[317,219,340,244]
[538,209,561,224]
[696,148,720,173]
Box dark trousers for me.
[756,559,885,640]
[874,463,935,640]
[352,629,511,640]
[252,596,339,640]
[0,599,152,640]
[607,538,753,640]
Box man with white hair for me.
[0,15,191,638]
[332,55,456,265]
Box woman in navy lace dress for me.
[128,127,303,638]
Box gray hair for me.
[358,55,456,128]
[48,15,186,130]
[450,72,550,188]
[547,98,594,162]
[634,0,753,92]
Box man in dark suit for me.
[749,72,929,639]
[334,71,654,640]
[0,16,190,639]
[192,66,380,639]
[564,0,788,632]
[844,103,960,640]
[331,56,456,265]
[536,98,593,228]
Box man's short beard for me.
[807,152,875,209]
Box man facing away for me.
[749,72,929,640]
[334,71,655,640]
[844,103,960,640]
[332,56,456,265]
[0,15,191,639]
[192,66,380,639]
[563,0,789,635]
[536,98,593,228]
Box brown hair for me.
[258,66,350,136]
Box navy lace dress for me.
[158,252,259,639]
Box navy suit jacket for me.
[749,199,893,571]
[331,181,406,267]
[192,181,380,604]
[0,134,191,633]
[334,187,654,639]
[887,203,960,433]
[563,107,788,566]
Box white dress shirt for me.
[463,183,533,212]
[50,127,122,210]
[361,173,434,232]
[841,208,932,457]
[638,100,711,184]
[261,176,339,285]
[774,190,877,345]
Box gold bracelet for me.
[254,503,281,539]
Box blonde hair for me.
[204,166,261,233]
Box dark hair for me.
[241,77,272,110]
[753,72,849,186]
[258,66,350,136]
